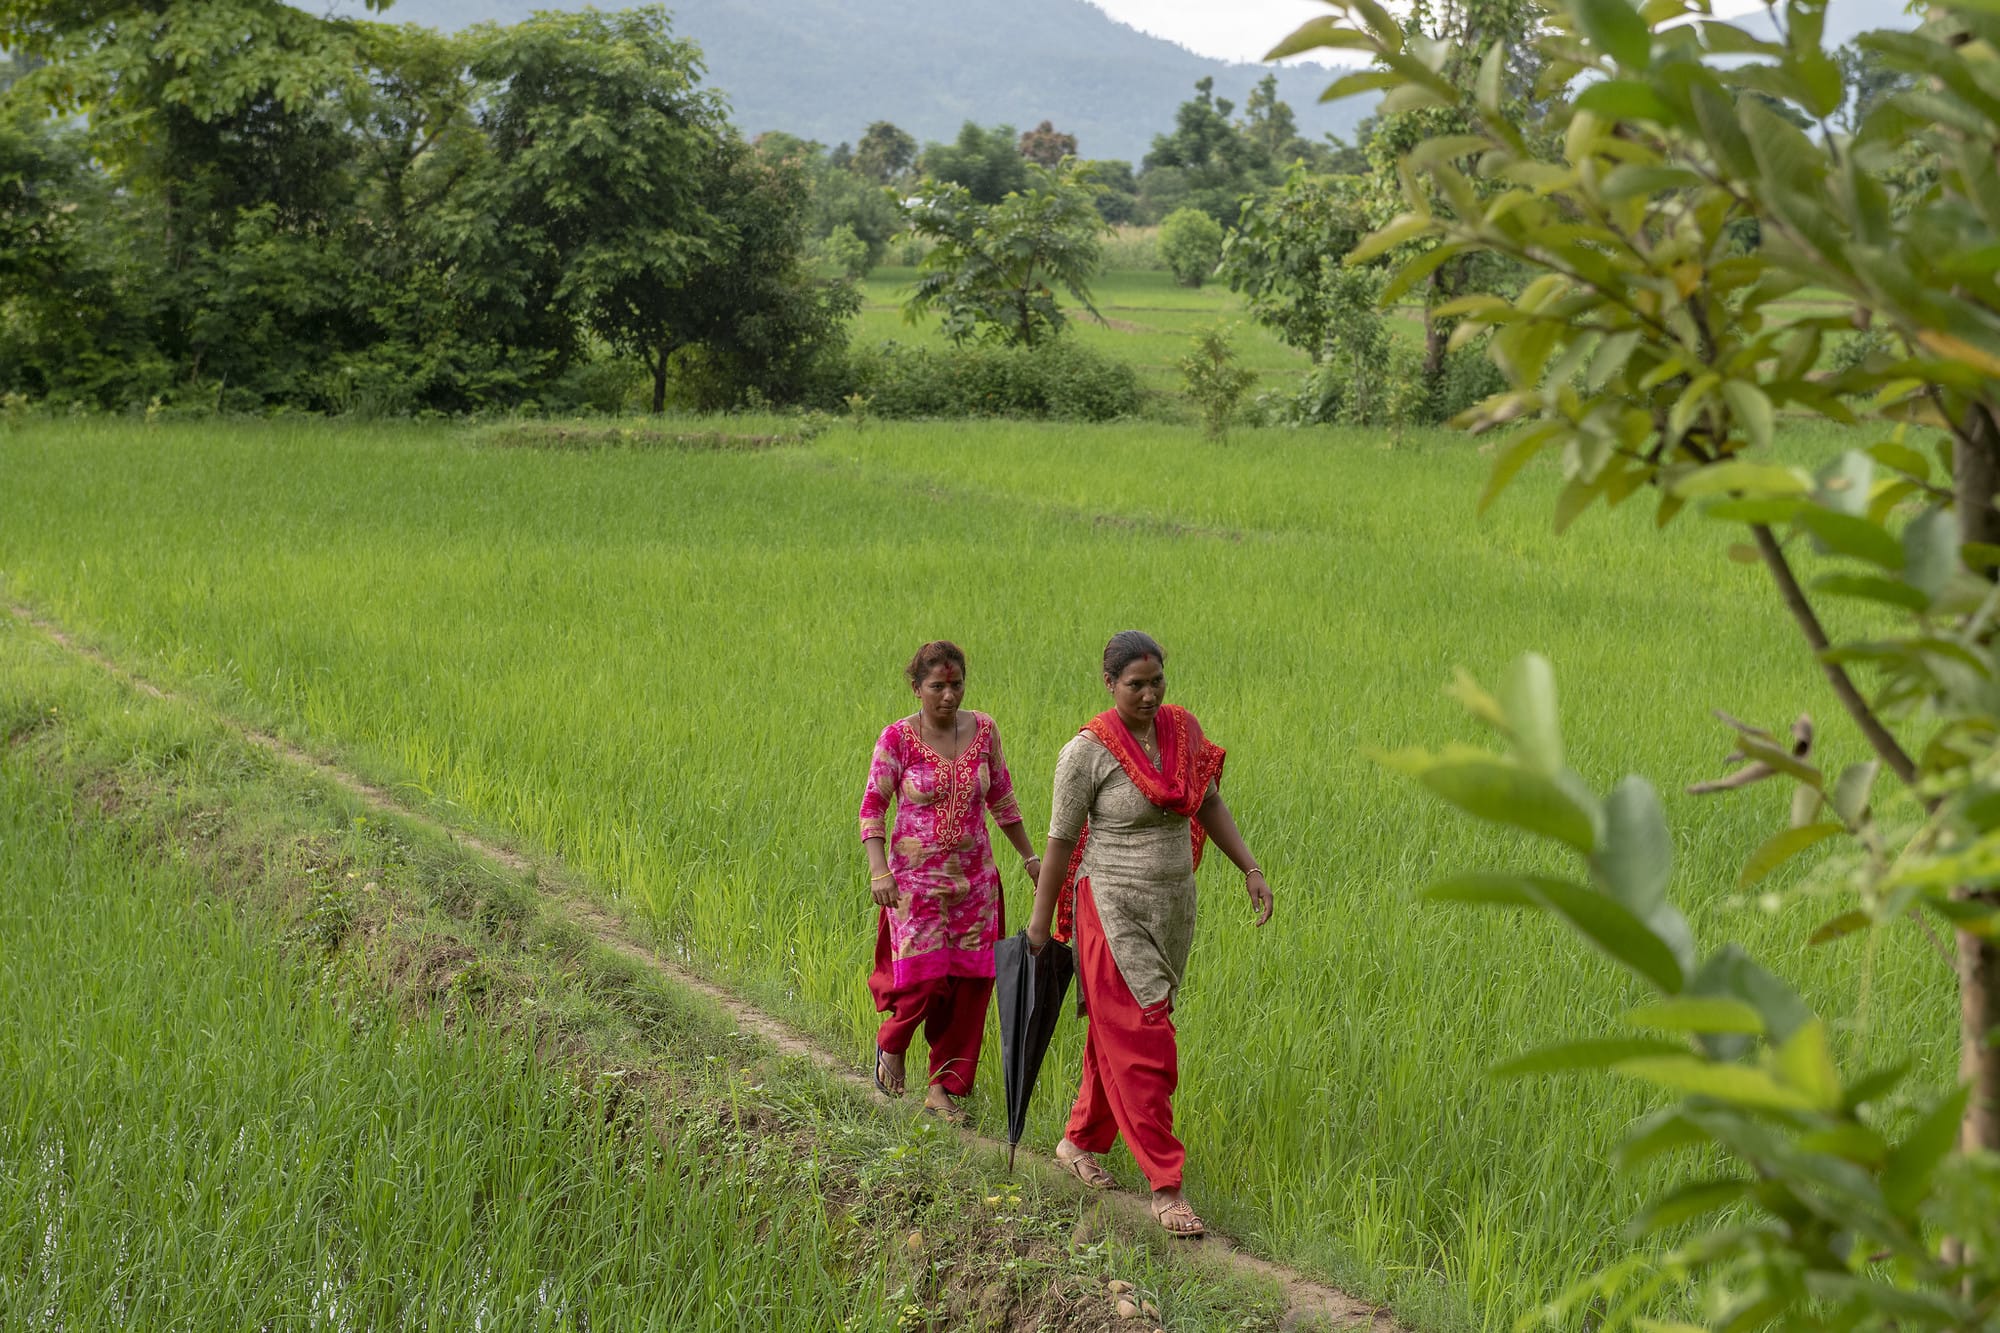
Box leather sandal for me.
[1053,1141,1118,1190]
[1151,1197,1206,1237]
[874,1047,904,1098]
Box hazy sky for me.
[1086,0,1916,64]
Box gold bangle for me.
[870,871,894,882]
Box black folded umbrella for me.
[993,929,1076,1171]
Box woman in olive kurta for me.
[1025,631,1275,1237]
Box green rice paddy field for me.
[0,414,1960,1330]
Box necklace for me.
[1133,724,1159,764]
[918,710,964,759]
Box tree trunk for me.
[1957,402,2000,1156]
[1422,263,1448,382]
[652,347,669,415]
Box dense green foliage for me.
[1177,324,1256,437]
[1281,0,2000,1322]
[0,3,850,413]
[1156,206,1224,288]
[0,416,1959,1329]
[901,162,1104,349]
[847,341,1140,420]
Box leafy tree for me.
[1084,157,1139,224]
[1241,73,1331,171]
[1156,205,1223,287]
[920,121,1029,204]
[852,119,915,184]
[1016,119,1077,168]
[1141,77,1268,224]
[652,139,859,411]
[1284,0,2000,1322]
[1218,165,1371,359]
[901,161,1103,349]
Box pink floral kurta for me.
[859,711,1023,987]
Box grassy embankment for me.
[0,612,1285,1330]
[0,416,1958,1330]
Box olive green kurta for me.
[1048,733,1211,1009]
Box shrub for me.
[816,223,871,279]
[1179,325,1257,439]
[842,340,1140,421]
[1156,207,1225,288]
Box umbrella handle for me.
[1007,1143,1017,1173]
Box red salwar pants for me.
[868,908,993,1097]
[1064,881,1186,1190]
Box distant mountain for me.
[332,0,1374,163]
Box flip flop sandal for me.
[1053,1145,1119,1191]
[1151,1198,1206,1237]
[874,1047,904,1099]
[923,1098,970,1127]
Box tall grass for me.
[0,742,884,1329]
[0,417,1959,1330]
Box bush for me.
[1430,341,1508,423]
[816,223,871,279]
[1179,325,1257,438]
[1157,207,1225,287]
[841,340,1140,421]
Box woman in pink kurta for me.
[861,640,1042,1122]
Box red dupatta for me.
[1053,704,1226,944]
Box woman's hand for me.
[870,872,898,908]
[1246,869,1274,926]
[1025,919,1051,952]
[1021,855,1043,887]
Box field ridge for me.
[4,598,1397,1333]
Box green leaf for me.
[1417,760,1599,851]
[1811,573,1929,611]
[1882,1083,1972,1212]
[1616,1109,1709,1167]
[1265,18,1375,60]
[1574,79,1675,122]
[1903,506,1960,600]
[1774,1020,1840,1110]
[1721,381,1774,450]
[1614,1056,1818,1110]
[1628,1178,1752,1238]
[1867,440,1932,483]
[1596,776,1672,916]
[1478,424,1558,513]
[1573,0,1653,67]
[1429,873,1685,992]
[1672,461,1811,499]
[1492,1036,1689,1077]
[1501,653,1563,776]
[1738,822,1844,889]
[1830,761,1878,828]
[1797,508,1905,570]
[1625,997,1766,1034]
[1808,909,1872,946]
[1348,212,1434,264]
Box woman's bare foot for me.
[1053,1138,1118,1190]
[923,1086,969,1125]
[1150,1186,1205,1236]
[874,1047,905,1098]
